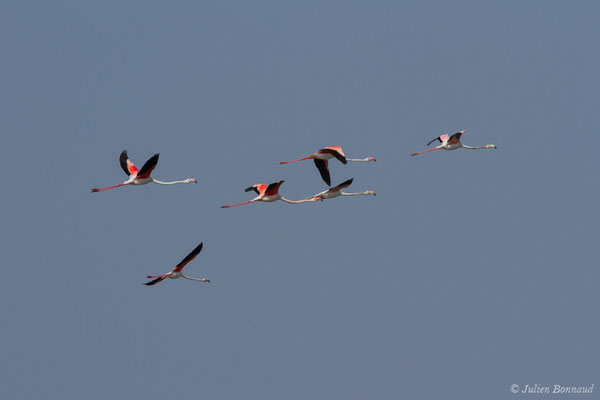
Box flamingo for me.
[221,180,323,208]
[312,178,375,200]
[91,150,197,192]
[410,130,497,156]
[144,242,210,286]
[279,146,375,186]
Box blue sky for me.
[1,1,598,399]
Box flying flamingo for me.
[311,178,376,200]
[144,242,210,286]
[279,146,375,186]
[91,150,197,192]
[221,180,323,208]
[410,130,497,156]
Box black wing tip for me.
[341,177,354,186]
[244,186,255,192]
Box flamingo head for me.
[368,157,376,162]
[202,278,210,283]
[188,178,197,183]
[366,191,376,196]
[486,144,497,149]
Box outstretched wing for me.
[322,146,347,164]
[264,180,284,196]
[173,242,203,272]
[119,150,139,176]
[426,137,441,146]
[448,131,464,144]
[144,277,166,286]
[313,159,331,186]
[427,134,450,146]
[136,153,159,179]
[330,177,354,192]
[245,184,267,195]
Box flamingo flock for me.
[91,131,495,286]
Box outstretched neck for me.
[341,191,374,196]
[152,178,195,185]
[346,157,375,162]
[280,196,320,204]
[181,275,210,282]
[462,145,492,150]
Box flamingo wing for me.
[173,242,203,272]
[245,184,267,195]
[136,153,159,179]
[313,159,331,186]
[119,150,139,176]
[144,277,166,286]
[427,133,450,146]
[322,146,347,164]
[330,177,354,192]
[448,131,464,144]
[264,180,284,196]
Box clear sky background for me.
[1,1,598,399]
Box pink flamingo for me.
[312,178,375,200]
[91,150,197,192]
[144,242,210,286]
[280,146,375,186]
[410,130,496,156]
[221,180,323,208]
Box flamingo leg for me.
[279,156,313,164]
[221,199,258,208]
[91,183,131,192]
[410,147,441,157]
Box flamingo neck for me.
[341,191,373,196]
[461,145,492,150]
[280,196,319,204]
[152,178,193,185]
[181,275,210,282]
[346,157,374,162]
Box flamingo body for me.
[411,130,497,156]
[313,178,376,200]
[91,150,197,192]
[221,180,322,208]
[144,242,210,286]
[280,146,375,186]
